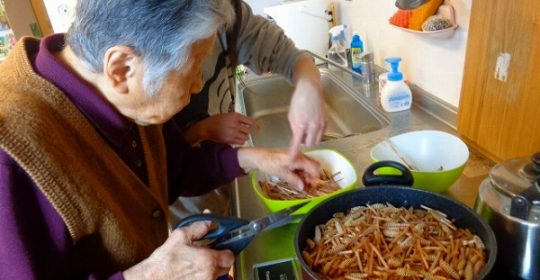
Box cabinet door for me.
[457,0,540,162]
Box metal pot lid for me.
[490,153,540,196]
[489,153,540,220]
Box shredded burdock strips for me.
[302,203,487,280]
[260,169,342,200]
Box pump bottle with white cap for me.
[380,57,412,112]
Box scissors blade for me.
[229,202,308,238]
[255,202,308,229]
[213,202,308,250]
[262,214,306,232]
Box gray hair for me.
[66,0,235,96]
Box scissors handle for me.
[176,214,254,255]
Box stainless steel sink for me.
[237,69,389,148]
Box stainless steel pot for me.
[475,153,540,279]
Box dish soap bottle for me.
[327,25,348,68]
[350,33,364,74]
[380,57,412,112]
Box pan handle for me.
[362,161,414,187]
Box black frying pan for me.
[295,161,497,280]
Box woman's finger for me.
[215,250,235,269]
[280,170,305,190]
[288,129,305,158]
[238,115,260,129]
[203,249,234,278]
[238,125,251,135]
[315,128,324,145]
[304,121,325,147]
[174,221,212,244]
[291,155,320,178]
[304,128,318,148]
[234,135,248,145]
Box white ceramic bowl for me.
[370,130,469,192]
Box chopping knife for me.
[175,202,307,255]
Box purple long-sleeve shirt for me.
[0,34,245,279]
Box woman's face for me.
[128,34,216,125]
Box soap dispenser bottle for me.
[380,57,412,112]
[350,33,364,74]
[327,25,348,68]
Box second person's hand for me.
[288,83,326,156]
[184,112,259,146]
[288,55,327,157]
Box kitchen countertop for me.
[231,67,495,279]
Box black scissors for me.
[175,202,307,255]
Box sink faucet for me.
[307,50,377,85]
[307,50,363,78]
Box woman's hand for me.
[288,55,327,157]
[184,112,259,145]
[123,222,234,280]
[237,148,320,190]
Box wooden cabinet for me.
[457,0,540,162]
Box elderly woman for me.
[0,0,319,279]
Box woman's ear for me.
[103,46,139,94]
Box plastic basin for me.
[252,149,358,215]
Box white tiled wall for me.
[334,0,471,107]
[42,0,77,33]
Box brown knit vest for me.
[0,38,170,277]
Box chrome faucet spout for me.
[306,50,363,79]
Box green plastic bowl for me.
[370,130,469,193]
[252,149,358,215]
